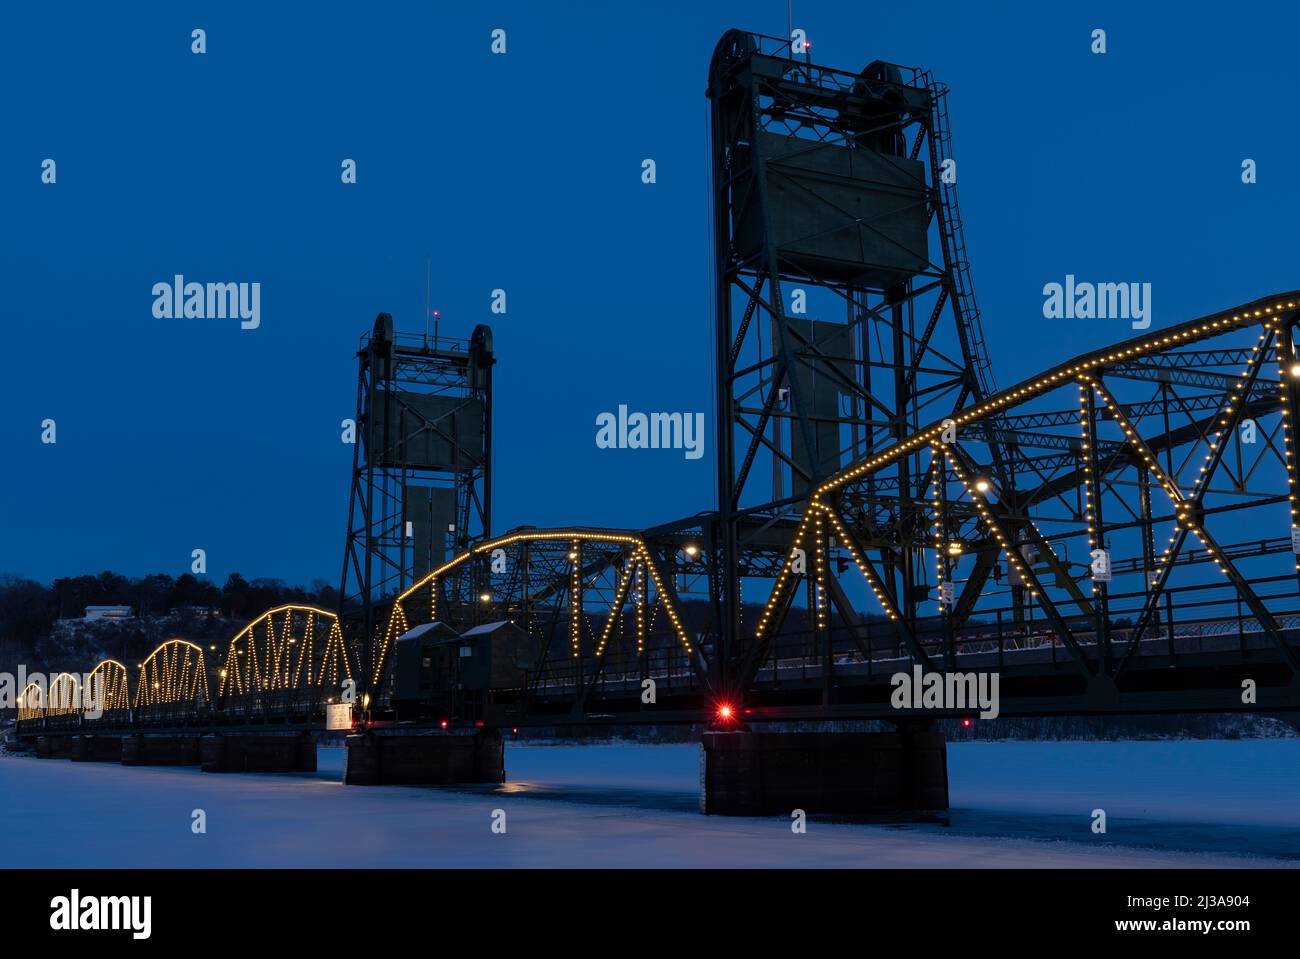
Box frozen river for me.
[2,739,1297,867]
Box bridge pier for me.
[700,726,949,817]
[120,734,202,766]
[201,733,317,773]
[344,728,505,785]
[36,735,77,760]
[71,734,124,762]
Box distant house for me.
[84,605,133,621]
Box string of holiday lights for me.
[1272,321,1300,575]
[634,544,694,654]
[570,540,583,659]
[1076,380,1104,603]
[943,451,1040,600]
[1087,324,1273,584]
[636,563,646,656]
[817,502,901,621]
[931,448,946,611]
[813,506,827,632]
[594,557,637,658]
[813,299,1298,502]
[754,511,814,640]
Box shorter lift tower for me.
[339,313,494,694]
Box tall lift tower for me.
[706,30,1000,696]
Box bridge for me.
[14,29,1300,815]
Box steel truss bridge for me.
[16,31,1300,740]
[18,606,351,734]
[347,292,1300,725]
[18,292,1300,736]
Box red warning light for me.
[440,719,449,729]
[962,718,972,728]
[716,703,735,722]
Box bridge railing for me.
[753,571,1300,685]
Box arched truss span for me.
[87,659,132,716]
[370,528,700,704]
[46,672,82,717]
[39,660,132,725]
[217,604,353,716]
[135,639,210,720]
[17,681,43,722]
[747,294,1300,698]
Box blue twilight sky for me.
[1,1,1297,586]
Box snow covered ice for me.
[2,740,1297,868]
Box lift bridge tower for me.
[339,313,494,690]
[707,30,1001,695]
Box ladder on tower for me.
[924,73,997,403]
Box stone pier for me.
[71,735,124,762]
[344,728,505,785]
[701,727,948,816]
[201,732,317,773]
[120,734,202,766]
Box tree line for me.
[0,571,340,649]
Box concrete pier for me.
[201,732,317,773]
[36,735,77,760]
[71,734,124,762]
[701,727,948,816]
[344,728,505,785]
[120,734,202,766]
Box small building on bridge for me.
[393,620,539,722]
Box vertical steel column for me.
[570,539,583,688]
[710,76,737,702]
[1082,380,1111,669]
[1138,463,1158,634]
[891,293,916,631]
[935,448,955,669]
[1276,315,1300,591]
